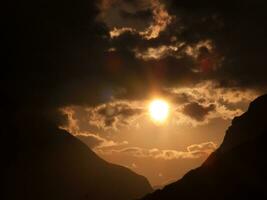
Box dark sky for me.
[4,0,267,186]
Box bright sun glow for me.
[149,99,170,123]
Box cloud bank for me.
[97,141,217,160]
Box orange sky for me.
[61,82,257,186]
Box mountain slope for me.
[141,94,267,200]
[3,117,152,200]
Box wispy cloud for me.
[97,141,217,160]
[167,81,258,126]
[85,101,144,130]
[76,133,128,149]
[60,81,258,131]
[59,106,128,149]
[138,0,172,40]
[99,0,172,40]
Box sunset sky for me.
[52,0,266,187]
[7,0,267,189]
[62,82,258,186]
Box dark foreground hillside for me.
[141,94,267,200]
[3,115,152,200]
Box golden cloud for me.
[102,0,172,40]
[97,141,217,160]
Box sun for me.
[149,99,170,123]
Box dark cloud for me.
[5,0,267,189]
[88,102,144,129]
[166,81,258,125]
[167,0,267,88]
[107,0,267,92]
[172,93,192,104]
[5,0,267,132]
[61,81,257,131]
[98,0,154,32]
[182,102,216,121]
[119,9,153,21]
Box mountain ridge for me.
[140,94,267,200]
[3,116,152,200]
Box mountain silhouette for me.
[140,94,267,200]
[3,113,152,200]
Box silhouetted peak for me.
[4,118,152,200]
[140,94,267,200]
[219,94,267,153]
